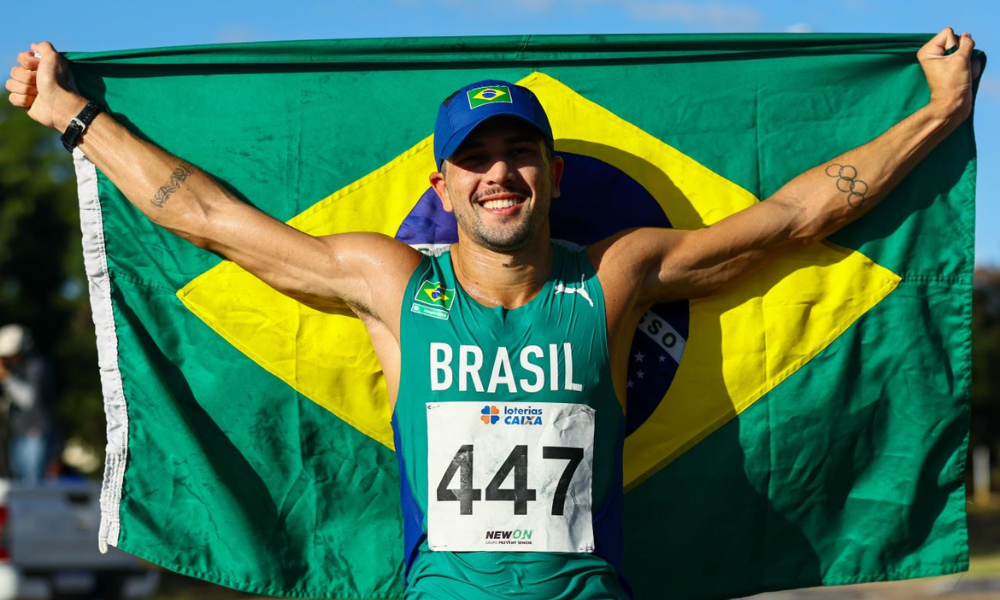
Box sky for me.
[3,0,997,263]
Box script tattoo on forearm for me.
[825,164,869,208]
[151,162,194,208]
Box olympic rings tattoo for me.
[825,164,868,208]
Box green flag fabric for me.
[67,34,980,600]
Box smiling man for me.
[5,29,980,600]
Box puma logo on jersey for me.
[553,275,593,307]
[430,342,584,393]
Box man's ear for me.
[550,154,565,199]
[429,170,454,213]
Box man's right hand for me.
[916,28,981,124]
[6,41,86,131]
[6,41,421,358]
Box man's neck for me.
[451,233,553,309]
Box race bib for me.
[426,401,595,552]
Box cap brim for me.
[437,113,551,168]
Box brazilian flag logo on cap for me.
[467,85,512,109]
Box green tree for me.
[0,93,104,474]
[972,267,1000,494]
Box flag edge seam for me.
[73,150,128,553]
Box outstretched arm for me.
[597,28,981,305]
[5,42,420,321]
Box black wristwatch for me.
[61,101,104,153]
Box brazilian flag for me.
[67,34,981,599]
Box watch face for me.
[62,120,84,152]
[61,103,103,152]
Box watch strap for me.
[61,101,104,153]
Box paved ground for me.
[744,574,1000,600]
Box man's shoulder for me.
[337,232,425,274]
[584,228,646,275]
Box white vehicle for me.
[0,479,159,600]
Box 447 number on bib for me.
[437,444,583,516]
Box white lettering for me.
[459,345,485,392]
[549,344,559,391]
[430,342,453,391]
[427,343,584,394]
[564,342,583,392]
[637,309,686,364]
[487,347,517,394]
[519,345,545,393]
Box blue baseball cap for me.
[433,79,554,169]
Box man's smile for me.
[473,188,529,214]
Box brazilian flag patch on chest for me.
[412,280,456,320]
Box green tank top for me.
[391,242,629,600]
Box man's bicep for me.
[261,230,421,319]
[215,211,420,321]
[593,228,697,307]
[311,233,423,319]
[645,200,805,302]
[631,228,722,303]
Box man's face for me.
[430,117,564,252]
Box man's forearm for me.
[657,89,971,300]
[771,101,962,244]
[55,94,231,247]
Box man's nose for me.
[484,157,516,185]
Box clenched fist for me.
[6,41,86,131]
[917,27,983,123]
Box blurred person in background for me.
[0,324,58,485]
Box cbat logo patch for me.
[467,86,511,109]
[412,280,456,320]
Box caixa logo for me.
[480,405,500,424]
[481,405,545,425]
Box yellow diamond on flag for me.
[177,72,900,484]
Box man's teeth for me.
[482,199,518,209]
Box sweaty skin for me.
[5,30,981,411]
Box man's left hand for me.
[917,27,983,123]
